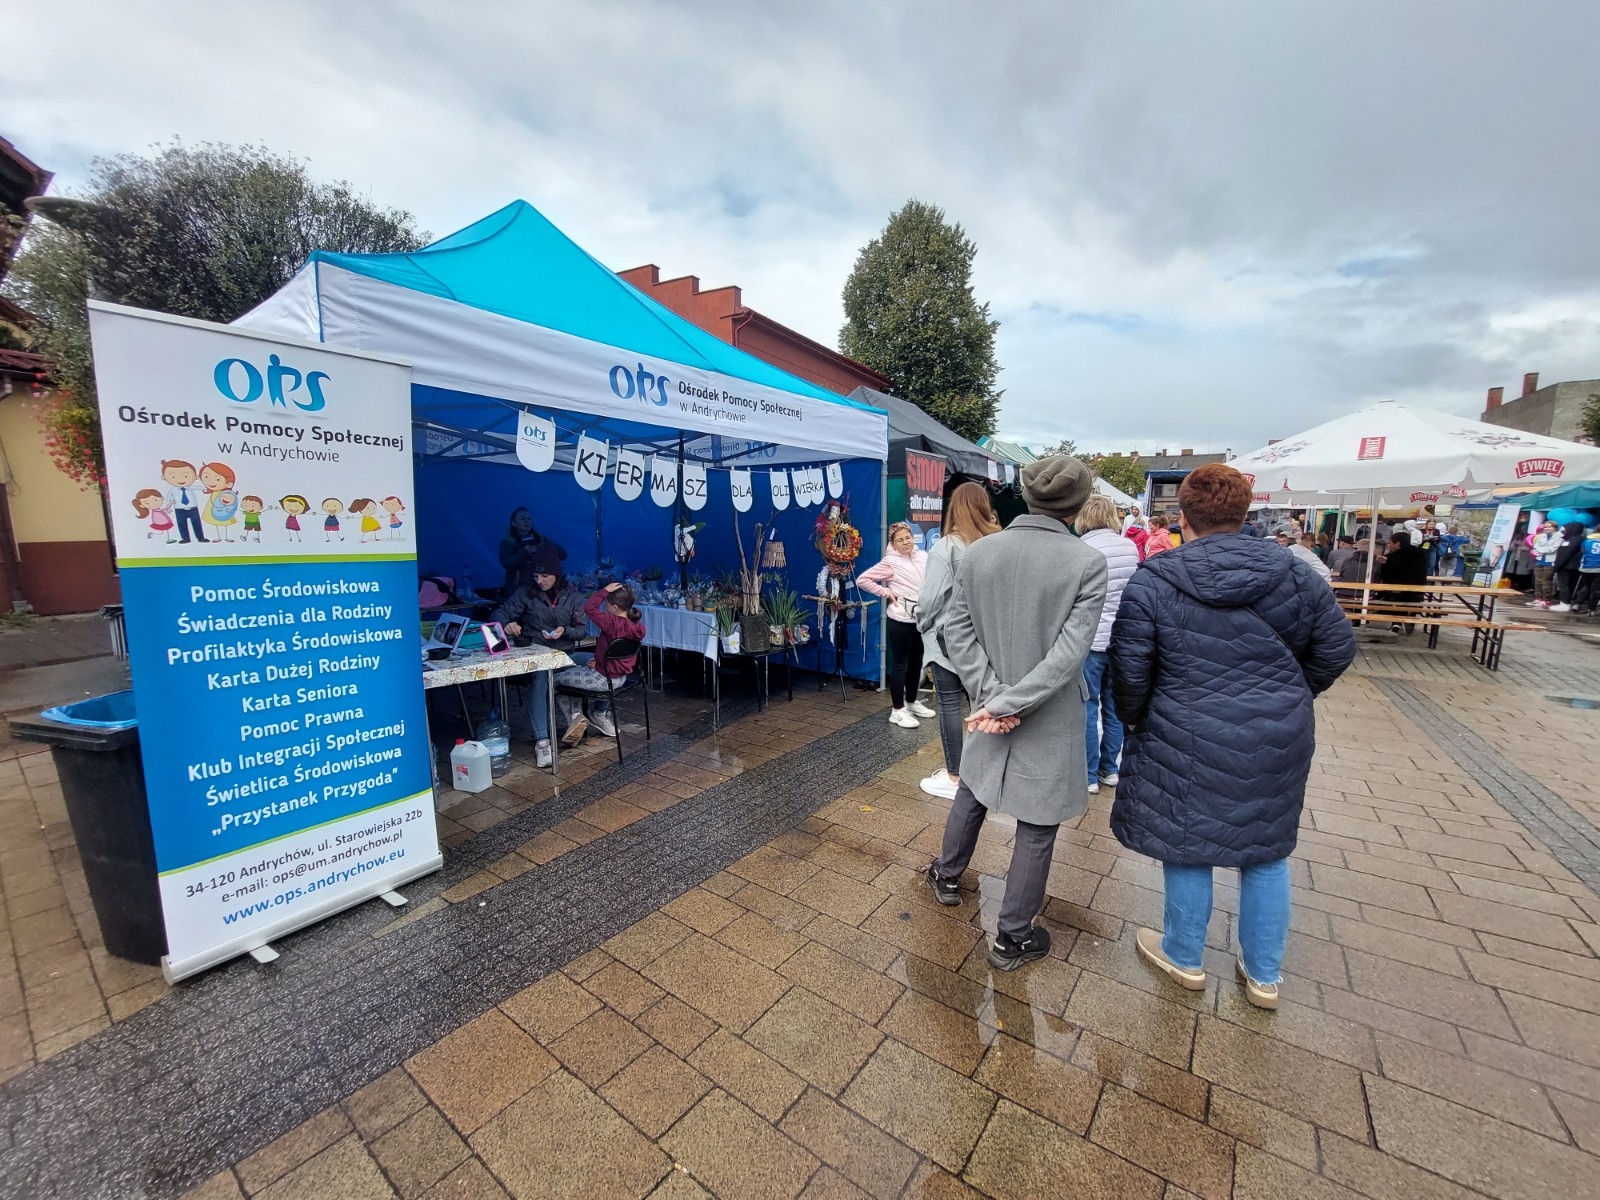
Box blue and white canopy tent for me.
[235,201,890,677]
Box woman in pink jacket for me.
[859,522,931,728]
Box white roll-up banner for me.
[516,409,555,472]
[84,301,439,983]
[614,449,647,502]
[770,468,791,510]
[730,469,753,512]
[650,456,678,507]
[682,460,708,511]
[574,434,608,490]
[826,462,844,497]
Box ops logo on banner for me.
[608,362,672,407]
[213,354,329,412]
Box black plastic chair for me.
[554,637,649,763]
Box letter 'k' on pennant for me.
[573,433,608,490]
[516,410,555,472]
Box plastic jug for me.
[450,738,492,793]
[477,709,511,777]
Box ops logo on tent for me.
[608,362,671,407]
[213,355,329,412]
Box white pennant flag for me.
[573,434,608,491]
[682,461,708,511]
[730,469,754,512]
[986,459,1000,481]
[794,467,825,508]
[613,449,647,502]
[826,462,843,497]
[770,468,791,510]
[516,410,555,473]
[649,456,678,507]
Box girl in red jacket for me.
[557,583,647,739]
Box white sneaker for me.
[1087,782,1100,795]
[590,709,617,738]
[908,700,937,719]
[1552,603,1572,612]
[1100,772,1120,787]
[535,739,553,768]
[919,770,959,800]
[889,708,920,729]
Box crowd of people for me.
[868,459,1356,998]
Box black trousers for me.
[1576,573,1600,611]
[884,618,924,709]
[1558,569,1583,604]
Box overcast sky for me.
[7,1,1599,453]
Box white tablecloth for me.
[638,604,719,661]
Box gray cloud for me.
[6,0,1599,452]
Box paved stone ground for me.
[3,627,1600,1199]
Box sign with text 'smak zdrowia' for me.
[87,302,440,982]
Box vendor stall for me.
[236,201,891,681]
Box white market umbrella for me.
[1230,400,1600,498]
[1232,401,1600,616]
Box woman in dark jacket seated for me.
[498,507,566,595]
[1109,465,1357,1010]
[489,543,586,765]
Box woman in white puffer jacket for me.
[1076,495,1141,794]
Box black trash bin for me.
[9,691,166,965]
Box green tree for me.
[1039,437,1078,458]
[1084,453,1147,498]
[1581,393,1600,445]
[3,141,426,485]
[839,200,1001,442]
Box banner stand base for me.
[380,891,409,907]
[249,945,280,964]
[160,854,444,984]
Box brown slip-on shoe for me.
[1235,959,1280,1010]
[560,714,589,747]
[1135,927,1207,990]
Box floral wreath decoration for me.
[814,499,863,576]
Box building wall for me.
[0,393,119,614]
[733,320,881,398]
[1482,380,1598,442]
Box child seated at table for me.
[551,583,648,740]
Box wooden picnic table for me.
[1333,582,1538,669]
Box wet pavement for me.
[2,626,1600,1199]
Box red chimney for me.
[1486,386,1504,411]
[1522,372,1539,397]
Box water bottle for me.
[449,738,492,793]
[460,566,477,601]
[478,708,511,776]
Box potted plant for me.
[764,587,807,646]
[715,603,740,654]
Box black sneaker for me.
[925,865,961,906]
[988,925,1052,971]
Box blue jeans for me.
[1161,858,1291,983]
[1083,651,1123,780]
[1425,546,1440,576]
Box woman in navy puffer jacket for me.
[1109,465,1356,1009]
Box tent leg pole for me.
[879,456,888,693]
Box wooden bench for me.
[1340,608,1541,669]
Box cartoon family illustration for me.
[132,458,406,547]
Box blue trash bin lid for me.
[39,690,138,731]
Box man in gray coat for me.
[925,457,1109,970]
